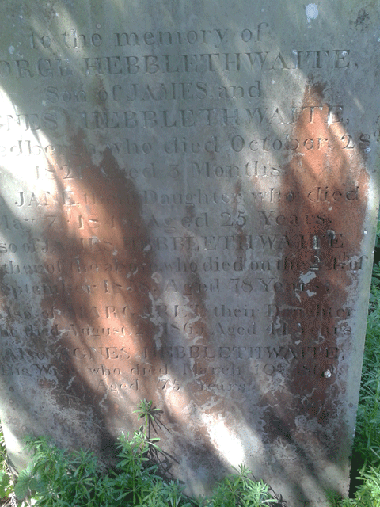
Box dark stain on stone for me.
[24,128,164,460]
[261,82,369,486]
[355,8,370,28]
[305,81,327,101]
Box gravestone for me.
[0,1,379,505]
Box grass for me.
[7,431,278,507]
[0,427,14,504]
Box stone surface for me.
[0,1,379,505]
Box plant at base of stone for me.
[115,430,162,505]
[0,425,14,499]
[136,480,193,507]
[14,429,193,507]
[353,466,380,506]
[13,429,281,507]
[200,465,277,507]
[133,398,162,442]
[330,466,380,506]
[161,480,194,507]
[15,436,107,506]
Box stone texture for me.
[0,1,379,505]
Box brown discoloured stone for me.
[260,83,370,498]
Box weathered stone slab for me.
[0,1,379,505]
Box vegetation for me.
[12,434,279,506]
[0,427,14,502]
[0,402,279,506]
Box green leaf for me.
[0,470,11,497]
